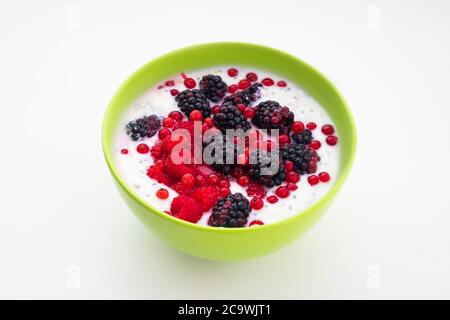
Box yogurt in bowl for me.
[102,42,355,260]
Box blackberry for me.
[252,100,294,135]
[280,143,319,174]
[224,83,262,106]
[203,135,237,176]
[175,89,211,118]
[199,74,227,102]
[126,115,161,141]
[291,129,313,145]
[247,150,285,188]
[213,102,251,133]
[208,193,251,228]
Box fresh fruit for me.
[162,117,174,128]
[168,110,183,121]
[175,89,211,118]
[321,124,335,135]
[291,129,313,145]
[238,79,251,90]
[277,80,287,87]
[250,197,264,210]
[247,150,286,188]
[156,188,169,199]
[308,175,320,186]
[136,143,150,154]
[319,172,330,182]
[326,135,338,146]
[246,183,266,198]
[199,74,227,102]
[306,122,317,130]
[246,72,258,82]
[280,143,319,175]
[252,101,294,135]
[170,89,179,96]
[237,175,249,187]
[227,68,238,77]
[286,171,300,183]
[262,78,274,86]
[228,84,238,94]
[249,220,264,226]
[310,140,321,150]
[275,186,290,198]
[189,109,203,121]
[223,83,262,106]
[208,193,251,228]
[292,121,305,133]
[266,195,278,204]
[126,115,161,141]
[213,102,251,132]
[170,195,202,223]
[120,148,128,154]
[183,78,196,89]
[190,186,219,212]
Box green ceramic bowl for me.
[102,42,356,261]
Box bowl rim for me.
[101,42,357,233]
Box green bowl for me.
[102,42,356,261]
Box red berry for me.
[227,68,238,77]
[212,105,221,114]
[250,197,264,210]
[170,195,202,223]
[310,140,321,150]
[219,188,231,197]
[326,135,338,146]
[156,188,169,199]
[184,78,196,89]
[292,121,305,133]
[195,175,206,187]
[136,143,150,154]
[228,84,238,93]
[279,135,290,145]
[246,183,266,198]
[308,175,320,186]
[287,171,300,183]
[319,172,330,182]
[190,186,219,212]
[170,89,179,96]
[238,79,251,90]
[262,78,274,86]
[284,160,294,172]
[321,124,335,135]
[244,107,255,119]
[237,176,249,187]
[237,103,246,113]
[287,183,298,190]
[158,128,171,140]
[169,110,183,121]
[306,122,317,130]
[277,80,287,87]
[233,167,244,177]
[207,173,219,186]
[165,80,175,86]
[189,110,203,121]
[162,117,174,128]
[266,195,278,204]
[219,180,230,188]
[249,220,264,226]
[246,72,258,82]
[275,186,290,198]
[181,173,194,187]
[120,148,128,154]
[204,117,214,127]
[307,160,317,174]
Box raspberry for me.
[208,193,251,228]
[248,150,285,187]
[199,74,227,102]
[223,83,262,106]
[164,157,196,179]
[147,164,174,186]
[252,101,294,135]
[190,186,219,212]
[126,115,161,141]
[213,102,251,133]
[280,143,319,175]
[170,195,202,223]
[175,89,211,118]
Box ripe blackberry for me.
[252,100,294,135]
[175,89,211,118]
[280,143,319,175]
[203,135,237,176]
[199,74,227,102]
[291,129,313,145]
[213,102,251,133]
[208,193,251,228]
[247,150,285,188]
[224,83,262,106]
[126,115,161,141]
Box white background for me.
[1,0,449,299]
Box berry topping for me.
[168,110,183,121]
[162,117,174,128]
[237,175,250,187]
[247,150,286,188]
[249,220,264,226]
[277,80,287,87]
[286,171,300,183]
[228,84,238,94]
[321,124,335,135]
[266,195,278,204]
[244,106,255,119]
[136,143,150,154]
[170,195,203,223]
[246,183,266,198]
[227,68,238,77]
[306,122,317,130]
[175,89,211,118]
[326,135,338,146]
[252,101,294,135]
[319,172,330,182]
[281,143,319,175]
[208,193,251,228]
[170,89,179,96]
[199,74,227,102]
[275,186,290,198]
[291,129,313,145]
[184,78,196,89]
[310,140,321,150]
[287,182,298,190]
[307,175,320,186]
[165,80,175,86]
[292,121,305,133]
[262,78,274,86]
[158,128,171,140]
[250,197,264,210]
[121,148,128,154]
[213,103,251,132]
[238,79,251,90]
[223,83,262,106]
[181,173,195,188]
[190,186,219,212]
[207,173,219,186]
[246,72,258,82]
[156,188,169,199]
[189,109,203,121]
[126,115,161,141]
[279,135,290,145]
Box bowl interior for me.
[102,42,356,231]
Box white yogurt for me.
[114,67,340,226]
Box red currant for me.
[227,68,238,77]
[244,107,255,119]
[326,135,338,146]
[212,105,221,114]
[219,180,230,188]
[250,197,264,210]
[189,110,203,121]
[262,78,274,86]
[207,173,219,186]
[310,140,321,150]
[168,111,183,121]
[184,78,196,89]
[136,143,150,154]
[156,188,169,199]
[287,183,298,190]
[158,128,171,140]
[165,80,175,86]
[219,188,231,197]
[249,220,264,226]
[120,148,128,154]
[275,186,290,198]
[228,84,238,93]
[246,72,258,82]
[195,175,206,187]
[284,160,294,172]
[319,172,330,182]
[266,195,279,204]
[170,89,179,96]
[162,117,174,128]
[181,173,194,187]
[306,122,317,130]
[287,171,300,183]
[238,79,251,90]
[279,135,290,145]
[292,121,305,133]
[277,80,287,87]
[321,124,335,135]
[237,176,249,187]
[308,175,320,186]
